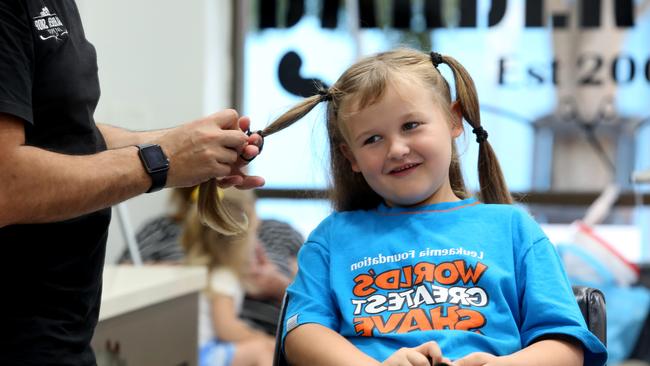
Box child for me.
[248,48,608,365]
[182,188,275,366]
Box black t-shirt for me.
[0,1,111,364]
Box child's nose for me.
[386,138,410,159]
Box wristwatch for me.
[136,143,169,193]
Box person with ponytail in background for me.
[184,187,275,366]
[213,48,607,366]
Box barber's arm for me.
[97,123,169,149]
[0,109,263,228]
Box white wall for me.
[76,0,234,263]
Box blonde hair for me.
[169,186,198,222]
[197,179,251,236]
[182,188,257,277]
[199,48,511,223]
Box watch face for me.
[141,145,169,171]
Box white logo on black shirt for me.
[33,6,68,41]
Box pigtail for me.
[261,94,326,137]
[195,94,325,235]
[449,144,469,200]
[441,55,512,204]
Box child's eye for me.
[363,135,381,145]
[403,121,420,131]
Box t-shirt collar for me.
[376,197,479,215]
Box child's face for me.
[340,78,462,207]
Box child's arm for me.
[454,339,583,366]
[507,339,583,365]
[211,293,270,342]
[285,324,380,366]
[286,324,451,366]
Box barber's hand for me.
[156,109,264,188]
[382,341,451,366]
[451,352,502,366]
[216,115,265,189]
[237,115,264,162]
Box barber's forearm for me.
[503,339,583,366]
[0,145,150,227]
[97,123,170,149]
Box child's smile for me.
[340,77,462,207]
[388,162,422,177]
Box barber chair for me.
[272,286,607,366]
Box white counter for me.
[94,265,207,365]
[99,264,207,321]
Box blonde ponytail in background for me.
[183,187,257,276]
[197,179,248,236]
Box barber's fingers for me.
[239,143,261,163]
[245,126,263,145]
[247,132,264,151]
[216,175,243,189]
[215,129,248,150]
[238,115,251,133]
[238,115,265,164]
[218,174,265,190]
[194,110,250,149]
[234,175,265,190]
[237,116,264,147]
[214,146,239,164]
[209,109,240,129]
[210,161,238,179]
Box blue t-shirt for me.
[283,198,607,365]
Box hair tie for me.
[430,52,444,68]
[472,126,489,143]
[190,186,223,203]
[317,88,332,102]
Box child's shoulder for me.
[477,202,547,240]
[309,209,366,232]
[468,202,546,237]
[473,201,533,218]
[303,208,381,246]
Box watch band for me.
[146,165,167,193]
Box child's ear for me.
[339,144,361,173]
[450,101,464,138]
